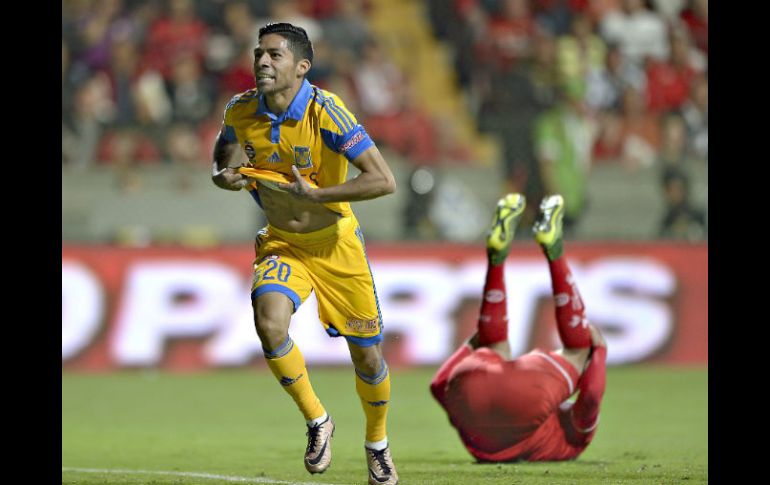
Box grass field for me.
[62,366,707,485]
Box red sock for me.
[548,256,591,349]
[572,346,607,431]
[477,262,508,345]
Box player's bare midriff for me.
[258,183,341,233]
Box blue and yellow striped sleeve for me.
[221,90,256,143]
[318,92,375,161]
[221,94,243,144]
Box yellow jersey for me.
[222,79,375,217]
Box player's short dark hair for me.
[258,23,314,64]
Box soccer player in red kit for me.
[430,193,607,462]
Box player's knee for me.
[350,346,385,377]
[254,322,288,351]
[357,355,383,377]
[253,301,291,350]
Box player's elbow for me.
[367,173,396,198]
[377,170,396,197]
[380,173,396,196]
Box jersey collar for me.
[256,79,312,122]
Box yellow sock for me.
[264,337,325,421]
[355,363,391,443]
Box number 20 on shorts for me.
[258,259,291,283]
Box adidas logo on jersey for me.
[267,152,281,163]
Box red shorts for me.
[441,347,580,458]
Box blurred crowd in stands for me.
[62,0,707,241]
[428,0,707,239]
[61,0,447,172]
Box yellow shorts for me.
[250,215,383,346]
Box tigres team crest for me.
[244,141,256,161]
[293,146,313,168]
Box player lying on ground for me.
[430,194,607,462]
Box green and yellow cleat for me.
[533,195,565,260]
[486,193,526,266]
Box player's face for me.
[254,34,300,95]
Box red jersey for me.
[431,346,599,462]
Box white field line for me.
[61,467,352,485]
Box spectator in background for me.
[305,38,335,88]
[351,38,402,120]
[133,67,173,128]
[617,86,659,170]
[584,42,646,113]
[352,39,440,164]
[62,74,116,168]
[97,127,161,168]
[96,126,161,192]
[527,29,566,108]
[102,35,142,127]
[592,85,659,168]
[164,123,204,190]
[222,1,258,49]
[680,74,707,162]
[126,1,163,44]
[255,0,324,43]
[165,122,203,167]
[450,0,492,89]
[433,116,474,163]
[680,0,707,55]
[167,52,216,124]
[69,0,134,72]
[649,0,686,23]
[202,1,256,77]
[580,0,622,24]
[656,111,688,168]
[478,29,560,213]
[644,28,704,114]
[142,0,209,81]
[220,45,260,96]
[478,0,536,72]
[533,0,578,36]
[533,80,598,235]
[308,0,340,20]
[600,0,669,68]
[655,112,705,240]
[382,78,441,165]
[591,109,623,163]
[556,13,607,93]
[321,0,371,57]
[659,167,706,241]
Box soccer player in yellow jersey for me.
[211,23,398,485]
